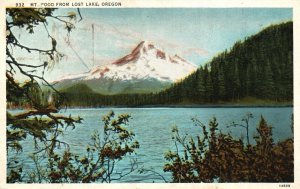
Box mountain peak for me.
[87,40,197,81]
[113,40,160,65]
[140,40,157,52]
[113,40,188,67]
[55,40,197,94]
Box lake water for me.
[8,107,293,183]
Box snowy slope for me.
[56,41,197,94]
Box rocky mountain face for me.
[56,41,197,94]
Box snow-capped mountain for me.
[56,41,197,94]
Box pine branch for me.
[14,108,58,119]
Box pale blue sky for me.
[11,8,292,81]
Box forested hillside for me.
[159,21,293,104]
[61,21,293,107]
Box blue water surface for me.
[8,107,293,183]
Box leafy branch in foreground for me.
[227,112,253,146]
[6,8,140,183]
[164,115,293,182]
[6,8,84,183]
[25,111,139,183]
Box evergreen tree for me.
[218,67,226,101]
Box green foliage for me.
[61,83,95,94]
[164,115,293,182]
[7,9,54,33]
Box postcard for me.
[1,0,299,188]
